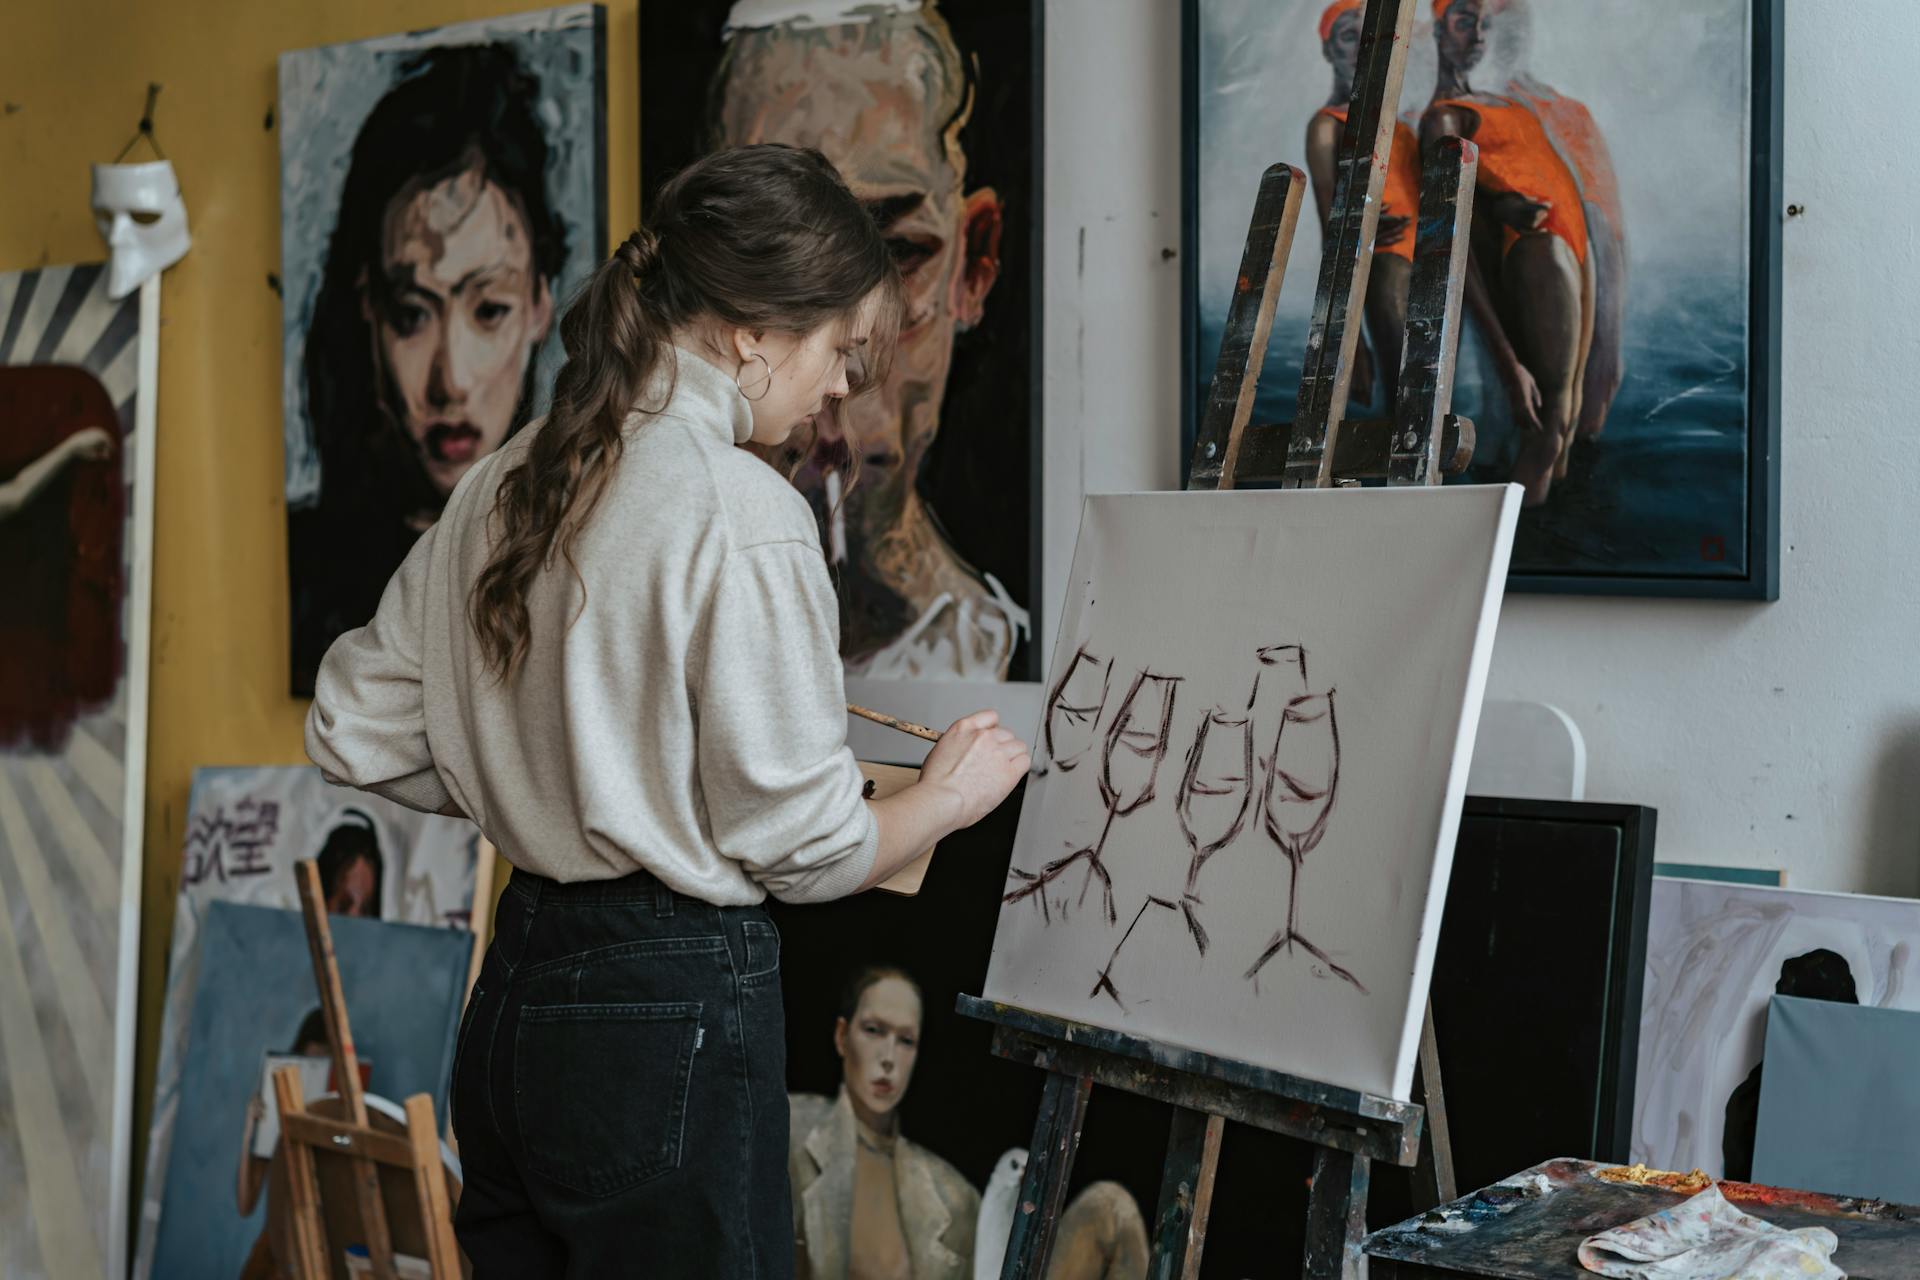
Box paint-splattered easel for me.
[957,1,1480,1276]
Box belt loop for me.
[654,880,674,918]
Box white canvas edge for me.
[106,274,161,1280]
[1383,483,1522,1099]
[1651,877,1920,909]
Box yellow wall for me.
[0,0,638,1207]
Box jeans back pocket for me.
[739,917,780,984]
[514,1000,703,1196]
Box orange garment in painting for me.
[1432,94,1588,264]
[1507,77,1624,255]
[1316,107,1421,263]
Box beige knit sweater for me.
[305,348,878,905]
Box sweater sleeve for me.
[695,540,878,903]
[304,522,455,815]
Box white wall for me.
[1047,0,1919,896]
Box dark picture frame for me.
[1439,797,1658,1179]
[1181,0,1783,600]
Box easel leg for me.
[1411,997,1458,1210]
[1149,1107,1223,1280]
[1303,1147,1370,1280]
[274,1066,330,1280]
[1002,1070,1092,1280]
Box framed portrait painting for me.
[279,5,608,694]
[1184,0,1783,598]
[641,0,1046,694]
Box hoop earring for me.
[736,352,772,403]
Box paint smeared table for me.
[1364,1159,1920,1280]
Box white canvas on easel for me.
[982,485,1519,1102]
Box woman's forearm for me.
[857,782,964,892]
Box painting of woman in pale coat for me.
[789,967,1147,1280]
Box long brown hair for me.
[470,144,902,678]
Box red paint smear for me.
[0,366,125,752]
[1721,1180,1852,1213]
[1236,273,1253,293]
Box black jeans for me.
[452,868,793,1278]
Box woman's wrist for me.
[913,778,967,834]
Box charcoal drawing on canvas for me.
[983,487,1518,1100]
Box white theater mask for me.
[91,160,191,299]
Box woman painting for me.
[290,42,565,692]
[1422,0,1595,505]
[790,967,1148,1280]
[1306,0,1420,411]
[307,145,1031,1275]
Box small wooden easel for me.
[270,860,463,1280]
[961,1,1480,1275]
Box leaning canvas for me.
[0,263,158,1280]
[1752,996,1920,1203]
[1633,878,1920,1179]
[148,901,471,1279]
[132,766,483,1280]
[982,486,1520,1101]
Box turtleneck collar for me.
[637,345,756,446]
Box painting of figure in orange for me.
[1492,0,1629,443]
[1425,0,1597,506]
[1192,0,1777,594]
[643,0,1041,680]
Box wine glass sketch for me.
[1088,647,1280,1006]
[1243,684,1366,993]
[1173,704,1256,956]
[1006,668,1181,925]
[1040,643,1114,775]
[1088,697,1255,1008]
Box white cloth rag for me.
[1578,1185,1844,1280]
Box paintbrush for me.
[846,703,942,743]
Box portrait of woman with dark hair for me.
[312,808,385,918]
[280,11,606,693]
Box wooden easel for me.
[271,860,463,1280]
[961,1,1479,1275]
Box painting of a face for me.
[836,975,922,1120]
[717,18,1000,553]
[369,164,553,499]
[324,854,379,917]
[645,0,1039,678]
[1324,9,1363,76]
[280,11,605,695]
[1436,0,1491,70]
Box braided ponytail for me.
[469,144,903,679]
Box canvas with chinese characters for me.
[982,486,1521,1101]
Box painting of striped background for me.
[0,262,156,1280]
